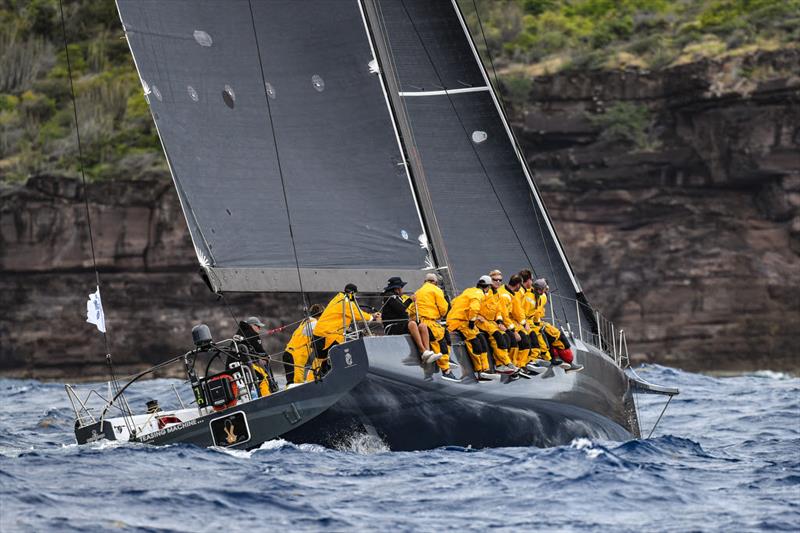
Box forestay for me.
[116,0,429,293]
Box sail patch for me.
[312,75,325,92]
[222,85,235,109]
[265,82,276,99]
[471,131,488,144]
[193,30,213,47]
[151,85,162,102]
[187,86,198,102]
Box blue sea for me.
[1,365,798,532]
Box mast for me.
[360,0,458,295]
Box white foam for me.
[751,370,792,380]
[570,437,594,450]
[336,432,390,454]
[570,437,604,459]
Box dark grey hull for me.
[75,343,368,449]
[285,335,640,450]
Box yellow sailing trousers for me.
[478,321,511,367]
[287,347,312,384]
[513,330,531,368]
[448,321,489,372]
[421,317,450,372]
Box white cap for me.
[424,272,438,282]
[478,275,492,286]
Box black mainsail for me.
[117,0,429,293]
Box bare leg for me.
[418,322,431,351]
[407,321,426,353]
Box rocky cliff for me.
[1,50,798,379]
[511,49,800,371]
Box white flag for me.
[86,286,106,333]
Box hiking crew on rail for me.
[269,270,582,388]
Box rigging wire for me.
[246,1,312,318]
[58,0,134,433]
[467,0,572,325]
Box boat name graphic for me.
[138,418,200,442]
[86,429,104,443]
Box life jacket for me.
[206,373,238,411]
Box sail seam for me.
[399,86,489,96]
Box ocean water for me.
[0,365,798,532]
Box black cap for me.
[344,283,358,294]
[383,276,407,292]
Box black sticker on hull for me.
[209,411,250,447]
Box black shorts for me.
[384,321,410,335]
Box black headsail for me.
[362,0,590,329]
[116,0,430,293]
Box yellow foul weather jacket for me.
[477,288,503,334]
[446,287,483,330]
[513,287,530,331]
[312,292,373,348]
[415,282,449,321]
[415,280,449,348]
[532,292,547,324]
[496,285,523,330]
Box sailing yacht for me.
[91,0,677,450]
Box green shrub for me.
[500,73,533,107]
[587,102,656,150]
[23,0,57,37]
[0,94,20,112]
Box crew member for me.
[237,316,266,354]
[310,283,380,375]
[527,277,552,366]
[447,276,491,380]
[479,271,517,374]
[282,304,324,386]
[235,316,278,394]
[499,274,532,371]
[381,277,438,365]
[415,272,458,381]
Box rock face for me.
[0,176,308,380]
[512,50,800,372]
[1,50,798,378]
